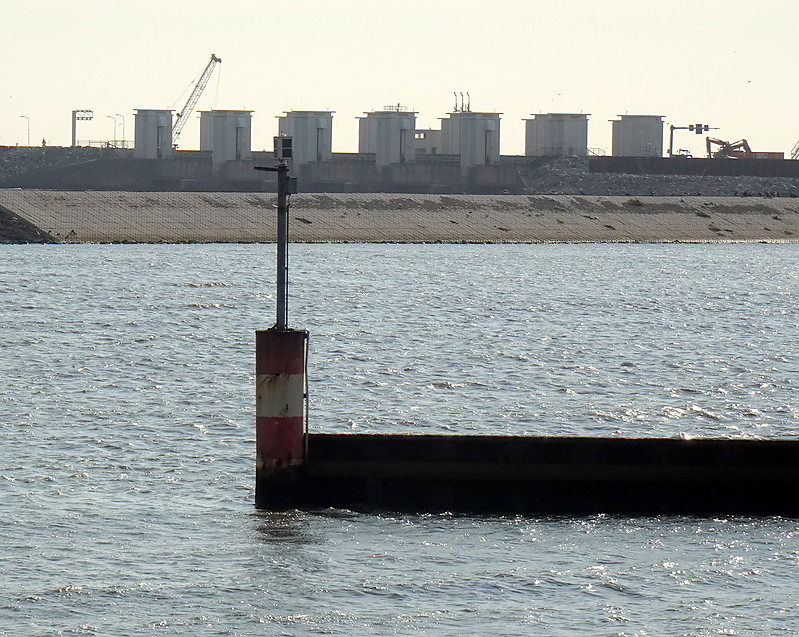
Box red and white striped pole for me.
[255,140,307,510]
[255,328,308,509]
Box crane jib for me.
[172,54,222,146]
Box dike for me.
[0,190,797,243]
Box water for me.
[1,242,798,635]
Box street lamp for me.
[20,115,30,146]
[115,113,126,148]
[106,115,117,146]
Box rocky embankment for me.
[4,147,799,197]
[0,203,54,243]
[0,146,103,183]
[517,157,799,197]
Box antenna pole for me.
[255,137,295,329]
[275,163,289,329]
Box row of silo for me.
[133,108,253,163]
[200,109,253,162]
[133,108,665,165]
[357,107,415,166]
[341,107,501,174]
[441,111,501,173]
[609,115,664,157]
[134,110,173,159]
[344,106,500,171]
[277,111,334,165]
[525,114,589,156]
[525,113,664,157]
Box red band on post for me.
[256,330,307,375]
[257,416,305,462]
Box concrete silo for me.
[524,113,589,156]
[358,106,416,167]
[277,111,334,168]
[611,115,664,157]
[440,111,501,174]
[199,110,253,164]
[133,109,174,159]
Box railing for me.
[77,140,131,149]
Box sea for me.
[1,242,797,636]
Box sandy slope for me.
[0,190,796,243]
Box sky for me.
[3,0,797,157]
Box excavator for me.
[706,137,751,159]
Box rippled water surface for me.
[1,242,798,635]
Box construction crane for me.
[172,54,221,147]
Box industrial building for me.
[358,106,416,167]
[126,102,689,173]
[414,128,442,156]
[133,109,173,159]
[199,110,253,165]
[7,49,796,195]
[440,111,501,174]
[611,115,664,157]
[20,86,795,195]
[277,111,334,168]
[525,113,589,156]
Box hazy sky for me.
[3,1,796,157]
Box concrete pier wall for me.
[591,155,799,178]
[6,147,799,196]
[298,433,799,515]
[1,190,797,243]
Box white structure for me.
[440,111,501,174]
[133,109,173,159]
[414,129,442,156]
[611,115,664,157]
[358,106,416,167]
[277,111,333,168]
[199,110,253,164]
[525,113,589,156]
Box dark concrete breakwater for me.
[0,203,54,243]
[6,147,799,197]
[281,433,799,516]
[1,190,798,243]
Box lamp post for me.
[20,116,30,146]
[106,115,117,146]
[115,113,125,148]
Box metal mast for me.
[172,54,221,146]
